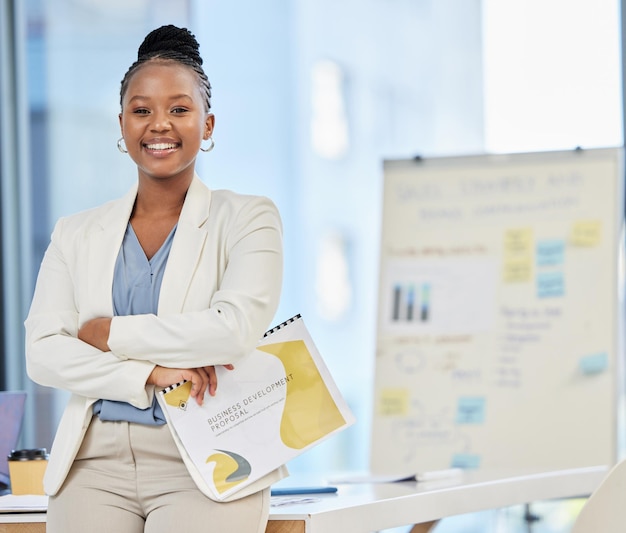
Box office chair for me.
[571,459,626,533]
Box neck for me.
[134,174,193,217]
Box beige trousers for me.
[47,416,269,533]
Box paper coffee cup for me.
[8,448,48,495]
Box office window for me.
[1,0,31,397]
[483,0,622,153]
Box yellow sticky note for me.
[503,259,532,282]
[571,220,601,247]
[503,228,533,282]
[503,228,533,256]
[377,388,409,416]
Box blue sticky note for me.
[579,353,609,375]
[456,397,486,424]
[451,454,481,469]
[536,239,565,267]
[537,271,564,298]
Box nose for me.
[151,110,171,132]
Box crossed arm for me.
[78,315,234,406]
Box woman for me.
[25,25,286,533]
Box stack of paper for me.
[0,494,48,512]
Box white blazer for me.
[24,176,287,501]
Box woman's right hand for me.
[146,364,235,405]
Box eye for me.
[171,107,189,114]
[132,108,150,115]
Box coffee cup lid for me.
[8,448,48,461]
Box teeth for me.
[146,143,177,150]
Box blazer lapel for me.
[83,185,137,319]
[158,176,211,314]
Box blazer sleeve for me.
[107,195,284,368]
[24,217,156,408]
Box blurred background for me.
[1,0,623,530]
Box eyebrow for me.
[127,93,194,103]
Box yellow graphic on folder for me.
[258,340,346,449]
[163,380,192,409]
[206,450,252,494]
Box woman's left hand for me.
[204,364,235,396]
[147,364,235,404]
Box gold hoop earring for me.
[117,137,128,154]
[200,137,214,153]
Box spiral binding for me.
[162,381,186,394]
[263,313,301,338]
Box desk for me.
[0,466,608,533]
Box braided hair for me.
[120,25,212,112]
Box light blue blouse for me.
[93,222,177,425]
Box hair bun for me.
[138,25,203,65]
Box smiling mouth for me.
[144,142,179,150]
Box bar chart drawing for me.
[391,283,431,323]
[380,257,497,335]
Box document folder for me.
[157,315,355,501]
